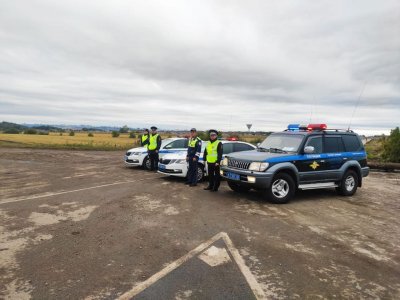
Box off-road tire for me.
[266,173,295,204]
[336,170,358,196]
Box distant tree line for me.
[382,127,400,163]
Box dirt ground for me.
[0,148,399,299]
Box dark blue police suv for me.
[221,124,369,204]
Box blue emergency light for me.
[287,124,300,131]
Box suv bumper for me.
[221,166,273,189]
[361,166,369,177]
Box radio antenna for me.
[348,81,367,131]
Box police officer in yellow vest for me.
[203,129,223,192]
[148,126,161,171]
[185,128,202,187]
[141,128,149,148]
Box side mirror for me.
[304,146,315,154]
[256,143,261,147]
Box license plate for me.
[226,172,240,180]
[159,164,166,170]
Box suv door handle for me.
[320,160,325,163]
[343,157,348,160]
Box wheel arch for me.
[341,161,363,187]
[269,163,300,187]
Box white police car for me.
[158,140,256,181]
[125,138,188,170]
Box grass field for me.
[0,132,140,150]
[0,131,267,151]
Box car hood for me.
[226,150,296,162]
[161,151,187,160]
[126,146,147,153]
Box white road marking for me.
[198,246,231,267]
[0,176,158,205]
[117,232,266,300]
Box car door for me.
[296,135,327,183]
[222,143,234,157]
[323,135,345,180]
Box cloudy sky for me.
[0,0,399,134]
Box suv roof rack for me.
[322,129,354,133]
[283,128,354,133]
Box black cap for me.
[150,126,157,130]
[209,129,218,135]
[190,128,196,132]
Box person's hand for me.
[155,150,158,153]
[215,163,219,166]
[186,157,189,162]
[193,157,197,161]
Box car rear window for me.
[342,135,362,152]
[234,143,254,152]
[324,136,344,153]
[164,139,188,149]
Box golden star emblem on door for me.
[310,161,320,170]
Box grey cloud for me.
[0,0,399,135]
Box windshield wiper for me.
[257,147,270,152]
[268,147,288,153]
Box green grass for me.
[365,138,384,161]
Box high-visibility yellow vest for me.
[188,137,201,148]
[141,135,149,148]
[206,140,220,163]
[148,134,159,150]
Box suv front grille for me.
[228,159,250,170]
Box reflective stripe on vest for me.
[206,140,220,163]
[188,137,201,148]
[148,134,159,150]
[141,135,149,148]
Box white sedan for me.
[157,140,256,181]
[124,138,188,170]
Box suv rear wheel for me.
[337,170,358,196]
[266,173,295,204]
[228,181,251,193]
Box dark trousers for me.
[148,150,159,171]
[207,163,221,191]
[187,158,198,184]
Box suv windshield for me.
[258,134,304,153]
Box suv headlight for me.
[221,157,228,166]
[249,162,269,172]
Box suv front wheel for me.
[337,170,358,196]
[266,173,295,204]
